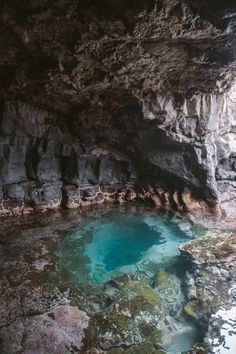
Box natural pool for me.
[55,209,194,284]
[0,204,207,353]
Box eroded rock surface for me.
[180,231,236,353]
[0,0,236,215]
[0,281,90,354]
[1,202,236,353]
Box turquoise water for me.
[0,205,209,353]
[55,210,194,284]
[52,207,202,353]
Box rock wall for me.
[0,101,137,214]
[1,0,236,216]
[142,86,236,216]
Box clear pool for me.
[0,205,205,353]
[55,210,195,284]
[53,207,201,353]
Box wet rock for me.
[153,269,183,315]
[77,270,192,352]
[21,306,89,354]
[0,282,89,354]
[185,343,210,353]
[62,184,81,208]
[180,231,236,352]
[184,301,201,320]
[28,182,62,208]
[208,307,236,353]
[53,304,88,326]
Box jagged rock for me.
[28,181,62,208]
[180,231,236,352]
[0,0,236,215]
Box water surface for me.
[0,204,204,354]
[55,209,194,284]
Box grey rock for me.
[3,183,25,200]
[28,182,62,207]
[99,155,130,185]
[0,0,235,215]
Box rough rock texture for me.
[1,0,236,215]
[0,281,90,354]
[0,205,207,353]
[180,231,236,353]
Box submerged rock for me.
[180,231,236,352]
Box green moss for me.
[82,292,163,353]
[184,301,199,319]
[122,276,160,306]
[153,269,172,289]
[108,330,164,354]
[120,296,154,316]
[27,266,54,286]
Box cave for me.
[0,1,236,353]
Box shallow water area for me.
[51,206,201,353]
[0,204,208,353]
[55,208,195,284]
